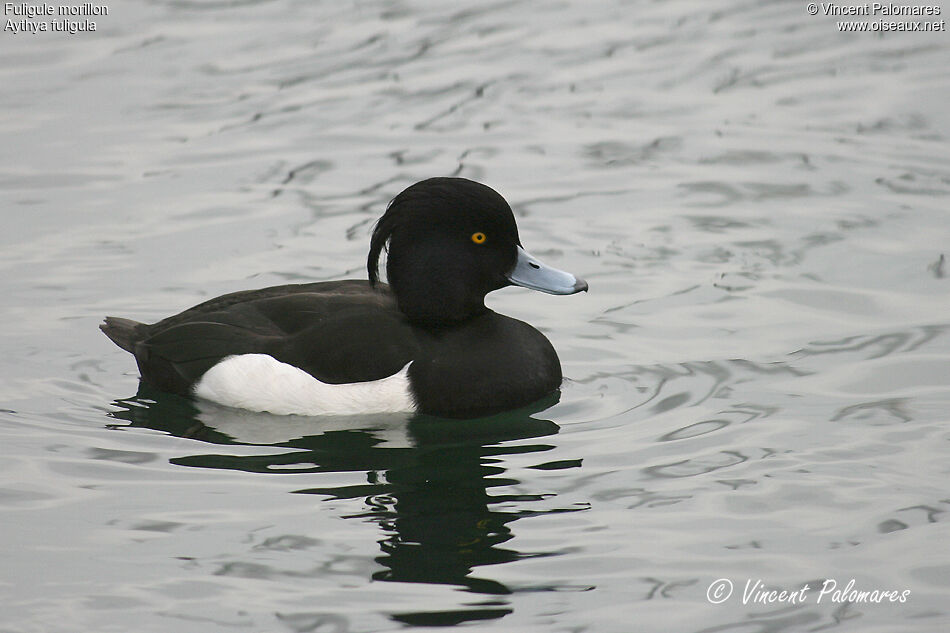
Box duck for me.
[101,177,587,419]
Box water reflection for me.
[108,386,580,627]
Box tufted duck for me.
[101,177,587,418]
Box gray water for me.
[2,1,949,631]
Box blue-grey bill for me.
[506,246,588,295]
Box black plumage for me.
[102,178,585,418]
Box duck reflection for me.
[108,386,577,627]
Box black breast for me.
[407,312,562,418]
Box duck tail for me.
[100,316,144,353]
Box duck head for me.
[368,177,587,324]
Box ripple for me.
[3,0,950,630]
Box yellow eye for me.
[471,232,487,244]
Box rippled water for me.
[2,1,949,631]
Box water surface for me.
[2,1,949,631]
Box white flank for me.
[193,354,416,416]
